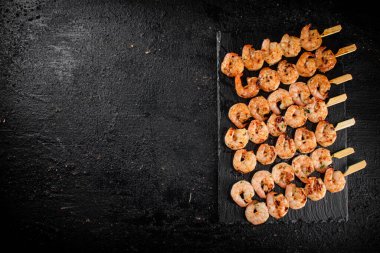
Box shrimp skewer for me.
[305,94,347,123]
[311,147,355,173]
[316,44,357,73]
[324,160,367,193]
[300,24,342,51]
[308,74,352,101]
[315,118,355,147]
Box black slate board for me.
[217,31,349,223]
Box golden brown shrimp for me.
[248,120,269,144]
[289,82,312,106]
[304,97,328,123]
[284,105,307,128]
[261,39,283,65]
[292,155,315,183]
[310,148,332,173]
[300,24,322,51]
[266,192,289,219]
[277,60,299,84]
[275,134,296,159]
[324,168,346,193]
[258,67,281,92]
[268,88,294,115]
[251,170,275,199]
[307,74,330,100]
[221,53,244,77]
[272,162,294,188]
[245,200,269,225]
[242,45,264,71]
[224,127,249,150]
[315,46,337,73]
[296,52,317,77]
[285,184,307,209]
[280,34,301,57]
[230,180,255,207]
[234,74,260,99]
[294,127,317,154]
[228,103,251,129]
[256,144,277,165]
[315,120,337,147]
[233,149,257,174]
[248,96,270,121]
[305,177,326,201]
[267,114,287,137]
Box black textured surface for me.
[0,0,380,252]
[217,31,348,223]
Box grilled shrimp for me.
[324,168,346,193]
[305,177,326,201]
[307,74,330,100]
[228,103,251,128]
[310,148,332,173]
[296,52,317,77]
[245,200,270,225]
[300,24,322,51]
[284,105,307,128]
[285,184,307,209]
[272,162,294,188]
[248,120,269,144]
[248,96,270,121]
[294,127,317,153]
[233,149,257,174]
[268,88,294,115]
[277,60,299,84]
[315,46,337,73]
[280,34,301,57]
[305,97,328,123]
[225,127,249,150]
[266,192,289,219]
[292,155,315,183]
[230,180,255,207]
[261,39,283,65]
[256,144,277,165]
[234,74,260,99]
[251,170,275,199]
[258,67,281,92]
[275,134,296,159]
[315,120,337,147]
[221,53,244,77]
[242,45,264,71]
[289,82,312,106]
[267,114,287,137]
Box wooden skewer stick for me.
[321,25,342,38]
[332,147,355,159]
[326,94,347,107]
[344,160,367,177]
[335,44,357,58]
[330,74,353,85]
[335,118,355,132]
[320,25,342,38]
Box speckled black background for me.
[0,0,379,252]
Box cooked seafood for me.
[221,53,244,77]
[294,127,317,153]
[296,52,317,77]
[285,184,307,209]
[233,149,257,174]
[261,39,283,65]
[266,192,289,219]
[284,105,307,128]
[289,82,312,106]
[256,144,277,165]
[272,162,294,188]
[275,134,296,159]
[251,170,275,199]
[245,200,269,225]
[248,120,269,144]
[277,60,299,84]
[242,45,264,71]
[225,127,249,150]
[234,74,260,98]
[258,67,281,92]
[248,96,270,121]
[292,155,315,183]
[300,24,322,51]
[305,177,326,201]
[228,103,251,128]
[230,180,255,207]
[267,114,287,137]
[280,34,301,57]
[268,88,294,115]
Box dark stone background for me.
[0,0,379,252]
